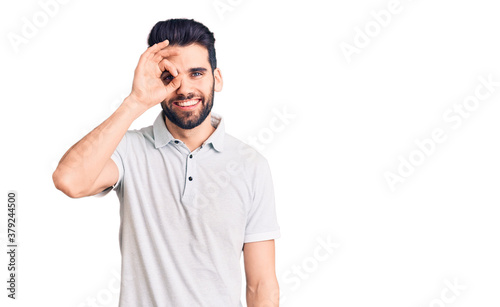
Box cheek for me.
[163,94,177,105]
[191,81,209,97]
[200,79,214,92]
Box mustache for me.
[169,93,202,103]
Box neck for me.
[164,113,216,152]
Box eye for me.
[192,72,202,77]
[162,73,174,83]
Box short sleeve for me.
[244,156,281,243]
[93,132,128,197]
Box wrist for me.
[121,95,148,119]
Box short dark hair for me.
[147,18,217,71]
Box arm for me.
[52,98,142,198]
[52,39,180,198]
[244,239,279,307]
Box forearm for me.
[246,281,279,307]
[52,96,145,195]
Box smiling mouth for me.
[174,99,201,108]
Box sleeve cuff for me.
[244,229,281,243]
[93,185,113,198]
[93,156,122,198]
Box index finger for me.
[145,39,170,57]
[151,48,180,64]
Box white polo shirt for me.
[98,111,281,307]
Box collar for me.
[153,111,225,152]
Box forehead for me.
[164,43,210,69]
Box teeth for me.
[176,99,199,107]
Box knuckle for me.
[169,80,179,89]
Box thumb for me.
[166,77,181,93]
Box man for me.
[52,19,281,307]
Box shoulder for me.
[223,133,270,174]
[124,125,154,144]
[116,125,155,158]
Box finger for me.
[137,39,170,66]
[151,49,180,64]
[158,58,178,77]
[156,48,180,58]
[145,39,170,58]
[165,76,181,93]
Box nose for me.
[175,73,195,97]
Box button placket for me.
[183,150,197,199]
[181,144,204,201]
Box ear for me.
[213,68,223,92]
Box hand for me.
[128,39,180,110]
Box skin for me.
[52,39,278,306]
[244,240,280,306]
[158,43,223,151]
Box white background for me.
[1,0,500,306]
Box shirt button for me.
[189,154,193,159]
[188,176,193,181]
[174,140,179,144]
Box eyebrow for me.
[189,67,208,73]
[162,67,208,77]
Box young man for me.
[52,19,281,306]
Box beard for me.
[161,85,214,130]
